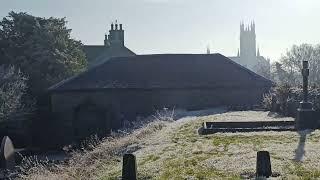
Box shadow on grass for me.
[294,129,313,162]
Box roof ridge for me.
[48,54,134,91]
[48,53,273,91]
[217,54,273,83]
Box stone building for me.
[228,22,270,78]
[83,22,135,67]
[46,54,272,146]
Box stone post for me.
[295,61,317,130]
[122,153,137,180]
[256,151,272,178]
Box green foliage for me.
[159,156,240,180]
[0,65,34,121]
[0,11,87,96]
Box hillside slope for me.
[23,110,320,179]
[103,111,320,179]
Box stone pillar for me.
[295,61,317,130]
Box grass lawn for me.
[102,111,320,180]
[22,110,320,180]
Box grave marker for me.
[0,136,15,170]
[295,61,317,130]
[122,153,137,180]
[256,151,272,178]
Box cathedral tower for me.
[240,21,256,68]
[229,21,270,78]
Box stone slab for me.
[199,121,295,135]
[295,108,317,130]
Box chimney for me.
[107,22,125,47]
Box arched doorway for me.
[73,102,110,141]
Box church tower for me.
[228,21,270,78]
[240,21,256,68]
[104,21,125,47]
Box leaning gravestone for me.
[0,136,15,170]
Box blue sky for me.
[1,0,320,61]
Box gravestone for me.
[0,136,15,170]
[256,151,272,178]
[295,61,317,130]
[122,153,137,180]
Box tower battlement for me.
[240,21,257,64]
[240,21,255,32]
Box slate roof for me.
[83,45,135,67]
[228,56,241,65]
[49,54,273,92]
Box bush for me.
[0,65,34,121]
[262,83,320,116]
[262,93,273,110]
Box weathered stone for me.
[295,61,317,130]
[200,121,295,134]
[296,106,316,130]
[287,100,299,118]
[256,151,272,178]
[0,136,15,170]
[302,61,309,102]
[122,153,137,180]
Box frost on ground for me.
[22,109,320,180]
[104,110,320,180]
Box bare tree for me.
[277,44,320,86]
[254,58,271,79]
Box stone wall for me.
[47,86,270,147]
